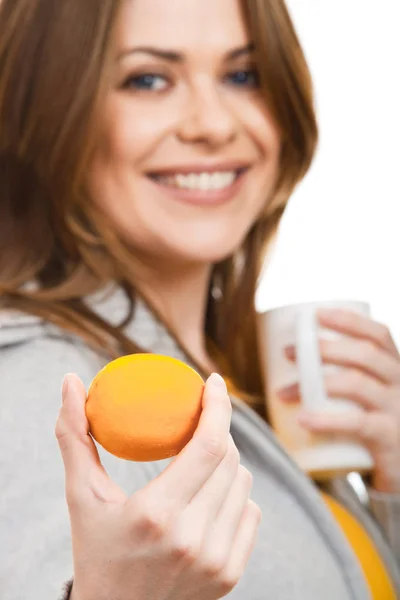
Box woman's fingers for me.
[285,336,400,384]
[56,374,101,480]
[152,373,232,509]
[176,474,259,600]
[298,409,398,452]
[206,464,254,553]
[188,435,240,520]
[319,337,400,384]
[56,371,259,599]
[279,369,390,412]
[318,309,400,358]
[324,369,389,411]
[55,373,125,510]
[182,446,251,548]
[167,438,243,569]
[217,500,262,597]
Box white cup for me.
[257,300,374,479]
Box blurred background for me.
[256,0,400,344]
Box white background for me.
[256,1,400,345]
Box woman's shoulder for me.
[0,309,44,345]
[0,309,104,392]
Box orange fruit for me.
[86,354,204,461]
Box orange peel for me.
[86,353,204,461]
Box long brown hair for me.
[0,0,317,416]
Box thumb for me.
[56,373,123,507]
[56,373,100,483]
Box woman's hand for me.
[56,373,260,600]
[279,309,400,494]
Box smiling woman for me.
[0,0,315,397]
[0,1,398,600]
[89,1,282,267]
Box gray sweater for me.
[0,286,399,600]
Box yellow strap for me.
[321,493,396,600]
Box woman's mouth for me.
[152,170,241,191]
[147,167,249,207]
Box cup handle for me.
[295,308,326,412]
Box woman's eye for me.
[123,73,169,92]
[225,69,260,88]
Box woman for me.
[0,0,399,599]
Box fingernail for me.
[278,384,299,402]
[61,376,69,403]
[284,345,296,360]
[209,373,227,392]
[61,374,74,403]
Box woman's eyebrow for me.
[228,43,255,60]
[117,43,255,63]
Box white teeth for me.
[163,171,237,191]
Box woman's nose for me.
[177,81,239,149]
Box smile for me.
[151,170,242,192]
[146,162,250,208]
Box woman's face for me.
[89,0,281,267]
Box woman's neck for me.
[135,262,215,372]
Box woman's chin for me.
[119,218,254,267]
[164,240,242,266]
